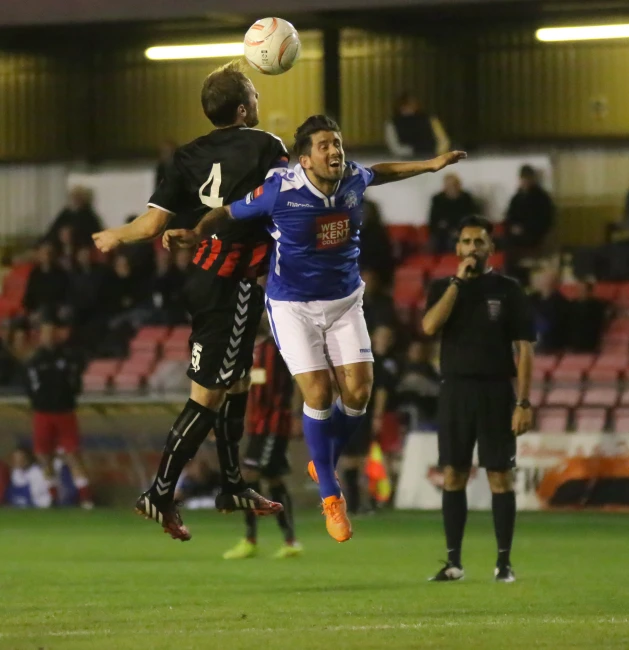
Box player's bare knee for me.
[487,470,514,493]
[190,382,226,411]
[229,375,251,394]
[443,466,470,491]
[297,372,333,411]
[342,382,371,412]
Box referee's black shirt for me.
[425,271,535,379]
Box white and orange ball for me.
[244,17,301,75]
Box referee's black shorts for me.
[437,376,516,471]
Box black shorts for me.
[243,434,290,478]
[183,268,264,389]
[438,377,516,471]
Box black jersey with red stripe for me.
[149,126,288,280]
[247,336,294,437]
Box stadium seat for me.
[84,359,121,376]
[587,366,622,383]
[612,408,629,433]
[574,408,607,433]
[431,254,460,278]
[534,355,559,372]
[620,389,629,406]
[536,407,569,432]
[545,387,581,408]
[386,225,422,260]
[615,284,629,308]
[556,354,596,370]
[581,387,618,408]
[532,367,547,383]
[163,347,190,361]
[591,354,629,371]
[551,366,584,384]
[0,297,21,319]
[593,283,620,302]
[129,326,170,352]
[168,326,192,341]
[82,374,110,392]
[559,284,580,300]
[402,254,439,274]
[393,268,424,310]
[112,373,144,392]
[530,388,545,408]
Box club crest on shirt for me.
[315,214,350,250]
[487,299,502,321]
[343,190,358,209]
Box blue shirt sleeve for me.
[230,174,281,220]
[349,161,375,189]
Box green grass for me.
[1,509,628,649]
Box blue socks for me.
[302,404,340,499]
[331,397,367,467]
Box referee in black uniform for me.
[422,216,535,583]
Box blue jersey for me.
[230,162,374,301]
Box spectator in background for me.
[529,269,570,353]
[149,249,190,325]
[24,318,93,508]
[428,174,479,254]
[505,165,555,274]
[568,279,609,353]
[56,225,77,272]
[46,186,103,249]
[385,92,450,158]
[22,241,70,326]
[397,338,440,431]
[362,267,398,334]
[359,199,395,287]
[155,139,178,189]
[5,446,51,508]
[106,254,150,324]
[67,246,110,350]
[174,453,221,509]
[123,215,156,285]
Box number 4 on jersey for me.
[199,163,223,208]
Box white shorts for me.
[266,284,374,376]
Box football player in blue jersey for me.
[164,115,465,542]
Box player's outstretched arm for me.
[92,208,171,253]
[162,206,234,250]
[369,151,467,186]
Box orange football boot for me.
[307,460,339,486]
[322,495,353,543]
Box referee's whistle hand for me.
[512,406,533,436]
[456,257,478,280]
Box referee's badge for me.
[487,299,502,321]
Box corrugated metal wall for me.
[91,31,323,158]
[0,164,68,244]
[339,29,467,148]
[476,30,629,142]
[0,50,84,161]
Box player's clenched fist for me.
[92,230,122,253]
[432,151,467,172]
[162,229,200,251]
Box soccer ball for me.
[244,17,301,76]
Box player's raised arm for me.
[369,151,467,186]
[92,207,172,253]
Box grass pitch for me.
[1,509,628,649]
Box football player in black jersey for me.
[93,61,289,541]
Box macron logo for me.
[287,201,314,208]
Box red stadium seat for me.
[536,407,569,432]
[615,284,629,307]
[386,225,422,259]
[402,254,439,274]
[612,408,629,433]
[393,268,424,310]
[559,284,580,300]
[534,355,559,372]
[581,387,618,407]
[593,283,620,302]
[431,254,460,278]
[112,373,144,392]
[551,366,583,384]
[129,326,170,351]
[608,318,629,333]
[545,387,581,408]
[163,347,190,361]
[619,389,629,406]
[85,359,121,376]
[168,326,192,341]
[83,374,110,392]
[532,367,547,383]
[587,366,622,383]
[0,297,21,319]
[556,354,596,370]
[530,388,545,408]
[574,408,607,433]
[591,354,629,371]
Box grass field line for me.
[1,617,627,639]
